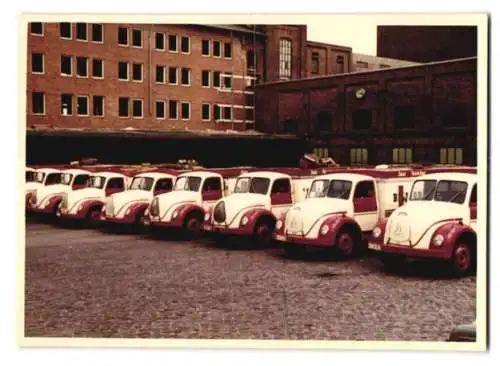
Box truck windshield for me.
[410,179,468,204]
[35,172,45,183]
[45,173,62,186]
[86,176,106,189]
[308,179,352,199]
[61,173,73,185]
[130,177,154,191]
[233,177,270,195]
[174,176,202,192]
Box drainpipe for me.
[148,25,152,119]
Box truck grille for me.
[213,201,226,223]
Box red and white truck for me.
[57,171,132,225]
[28,168,91,217]
[144,168,248,235]
[204,169,322,246]
[101,170,177,228]
[25,167,62,211]
[369,171,478,275]
[274,167,425,257]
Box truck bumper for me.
[381,243,450,259]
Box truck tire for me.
[183,212,202,239]
[253,221,273,247]
[334,230,356,259]
[450,242,475,276]
[86,206,102,228]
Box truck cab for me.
[370,172,477,276]
[205,171,314,246]
[145,170,242,235]
[274,170,417,258]
[25,168,62,211]
[101,171,176,227]
[28,169,91,216]
[57,171,130,225]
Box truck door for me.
[469,184,477,221]
[153,178,173,196]
[353,180,378,231]
[72,174,89,190]
[270,178,292,216]
[202,177,223,202]
[105,178,125,196]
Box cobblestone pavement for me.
[24,220,476,341]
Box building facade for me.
[255,57,477,166]
[352,53,420,72]
[377,26,477,63]
[26,23,352,132]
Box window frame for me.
[60,22,72,40]
[92,95,104,117]
[201,70,210,88]
[181,36,190,54]
[168,67,178,85]
[118,61,129,81]
[60,55,72,77]
[131,29,142,48]
[392,147,413,164]
[31,91,45,115]
[77,95,89,116]
[350,147,369,165]
[181,101,191,121]
[213,40,221,58]
[30,22,44,36]
[118,97,130,118]
[91,24,104,43]
[92,58,104,79]
[132,99,144,119]
[168,100,178,120]
[60,93,73,116]
[223,42,232,59]
[213,71,221,88]
[75,22,88,42]
[223,106,232,121]
[76,56,89,78]
[279,38,292,80]
[117,26,128,46]
[168,34,178,53]
[155,65,166,84]
[155,100,166,120]
[132,63,143,83]
[180,67,191,86]
[201,39,210,56]
[155,32,165,51]
[31,52,44,75]
[201,103,211,122]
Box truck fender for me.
[243,207,276,233]
[80,199,104,217]
[328,215,363,244]
[430,222,476,257]
[176,203,205,224]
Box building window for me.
[30,22,43,35]
[279,38,292,80]
[337,55,345,73]
[313,148,329,158]
[245,108,254,122]
[76,57,88,77]
[213,41,221,57]
[392,148,413,164]
[76,23,87,41]
[118,62,128,80]
[224,42,232,59]
[132,29,142,47]
[201,39,210,56]
[156,65,165,83]
[380,64,390,68]
[311,52,319,74]
[181,36,190,53]
[118,97,129,117]
[91,24,103,43]
[201,70,210,87]
[93,95,104,116]
[31,52,44,74]
[132,63,143,82]
[181,68,190,86]
[32,92,44,115]
[60,55,72,76]
[169,100,178,119]
[394,106,415,129]
[155,33,165,50]
[213,105,221,121]
[155,100,166,119]
[77,96,89,116]
[132,99,143,118]
[247,50,256,69]
[168,67,178,84]
[213,71,221,87]
[61,94,73,116]
[223,73,232,89]
[92,59,103,78]
[223,106,232,120]
[201,103,210,121]
[60,22,71,39]
[356,61,369,69]
[352,109,372,130]
[350,148,368,165]
[118,27,128,45]
[440,148,464,165]
[168,34,178,52]
[181,102,190,120]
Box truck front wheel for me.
[450,242,475,276]
[253,222,273,247]
[335,230,356,258]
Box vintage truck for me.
[204,169,320,246]
[369,172,478,276]
[28,168,91,217]
[57,171,132,225]
[101,170,178,228]
[25,167,62,211]
[144,168,248,236]
[274,167,423,258]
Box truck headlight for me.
[373,227,382,239]
[276,220,283,230]
[172,210,178,219]
[240,216,249,226]
[204,212,210,221]
[433,234,444,247]
[320,224,329,236]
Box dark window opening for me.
[168,67,177,84]
[223,73,232,89]
[60,22,71,38]
[132,29,142,47]
[32,92,44,114]
[132,63,142,81]
[441,104,467,127]
[31,52,43,73]
[213,105,221,121]
[155,33,165,50]
[201,70,210,87]
[76,23,87,40]
[213,71,221,87]
[61,94,73,115]
[202,104,210,120]
[168,35,177,51]
[181,68,190,85]
[394,106,415,129]
[156,65,165,83]
[245,108,254,122]
[201,39,210,55]
[223,107,232,120]
[352,109,372,130]
[76,57,88,77]
[61,55,72,75]
[93,96,104,116]
[92,24,103,42]
[354,181,375,198]
[156,101,165,119]
[470,184,477,205]
[118,62,128,80]
[213,41,221,57]
[77,96,88,115]
[30,22,43,35]
[155,179,173,192]
[132,99,143,117]
[271,179,291,194]
[181,102,190,119]
[118,27,128,45]
[203,177,222,192]
[247,50,256,68]
[92,59,103,78]
[169,100,178,119]
[181,36,190,53]
[311,52,319,74]
[118,97,129,117]
[107,178,124,190]
[224,42,232,58]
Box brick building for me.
[26,23,352,132]
[377,26,477,63]
[352,53,420,72]
[254,57,477,166]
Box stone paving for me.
[24,220,476,340]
